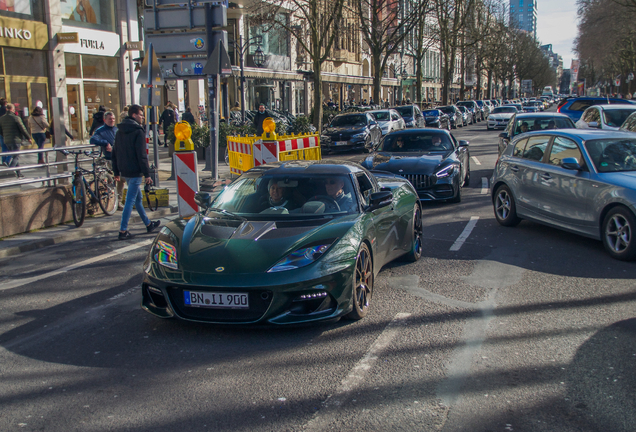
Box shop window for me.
[65,53,81,78]
[61,0,116,33]
[83,81,120,133]
[82,55,118,80]
[0,0,45,22]
[4,48,46,77]
[249,14,289,57]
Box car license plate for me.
[335,141,348,146]
[184,291,249,309]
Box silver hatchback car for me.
[491,129,636,260]
[368,109,406,136]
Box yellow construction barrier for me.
[227,129,321,175]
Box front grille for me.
[402,174,429,189]
[167,287,273,323]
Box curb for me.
[0,206,178,259]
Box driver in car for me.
[431,135,446,150]
[323,177,355,211]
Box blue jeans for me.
[0,135,11,165]
[33,132,46,162]
[120,177,151,232]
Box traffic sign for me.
[136,44,163,85]
[144,31,209,56]
[202,40,232,76]
[159,58,210,79]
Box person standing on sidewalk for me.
[89,105,106,136]
[90,111,124,209]
[182,107,196,125]
[112,105,160,240]
[253,104,268,136]
[159,103,176,147]
[0,103,32,178]
[0,98,10,166]
[27,107,49,164]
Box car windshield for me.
[603,109,636,128]
[493,107,517,114]
[379,133,453,152]
[423,110,439,116]
[514,117,575,133]
[211,174,359,217]
[439,107,454,114]
[395,106,413,117]
[585,139,636,172]
[330,115,367,127]
[371,111,390,121]
[457,102,471,107]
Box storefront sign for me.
[125,41,143,51]
[61,26,120,57]
[58,32,79,43]
[0,16,48,50]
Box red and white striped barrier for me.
[254,140,279,167]
[278,136,319,152]
[174,151,199,218]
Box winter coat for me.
[182,111,196,125]
[112,117,149,178]
[89,124,117,160]
[28,115,50,134]
[89,111,105,136]
[0,111,31,148]
[253,111,269,135]
[159,107,176,134]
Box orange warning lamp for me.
[174,121,194,151]
[262,117,276,137]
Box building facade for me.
[509,0,537,40]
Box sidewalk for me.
[0,143,234,258]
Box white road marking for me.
[450,216,479,251]
[304,312,411,431]
[0,240,153,291]
[471,156,481,165]
[481,177,489,195]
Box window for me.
[4,48,46,77]
[523,136,549,162]
[513,139,528,158]
[65,53,81,78]
[549,137,582,167]
[82,55,118,80]
[61,0,116,33]
[0,0,45,21]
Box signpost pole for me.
[205,4,218,180]
[145,43,160,187]
[239,35,246,123]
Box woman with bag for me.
[28,106,49,164]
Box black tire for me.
[346,243,373,320]
[72,176,86,227]
[463,161,471,187]
[602,207,636,261]
[97,172,118,216]
[403,204,423,262]
[493,184,521,227]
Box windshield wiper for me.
[208,207,247,222]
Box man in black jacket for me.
[112,105,161,240]
[253,104,268,135]
[159,103,176,147]
[182,107,196,125]
[0,103,32,177]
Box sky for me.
[535,0,579,69]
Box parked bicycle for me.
[58,149,119,227]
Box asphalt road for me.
[1,115,635,432]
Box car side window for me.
[356,173,376,206]
[548,137,583,167]
[522,136,550,162]
[391,113,399,121]
[513,138,528,158]
[505,115,516,135]
[589,109,601,123]
[582,108,594,123]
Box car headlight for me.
[405,120,414,126]
[268,241,334,272]
[435,165,455,179]
[153,227,179,269]
[352,132,368,139]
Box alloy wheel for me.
[496,189,511,220]
[605,214,632,254]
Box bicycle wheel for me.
[97,172,119,216]
[72,176,87,227]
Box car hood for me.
[597,171,636,190]
[490,113,514,120]
[172,214,359,274]
[324,126,366,135]
[364,152,446,172]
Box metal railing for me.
[0,144,100,189]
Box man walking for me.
[159,102,176,147]
[112,105,161,240]
[0,103,32,177]
[90,111,125,209]
[253,103,268,135]
[0,98,9,166]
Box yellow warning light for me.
[174,121,194,151]
[262,117,276,134]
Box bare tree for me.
[400,0,435,104]
[249,0,345,130]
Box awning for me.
[234,66,304,81]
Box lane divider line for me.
[450,216,479,251]
[0,240,153,292]
[481,177,489,195]
[471,156,481,166]
[303,312,411,431]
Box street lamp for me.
[232,35,265,122]
[253,46,265,68]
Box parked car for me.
[456,105,472,126]
[476,100,491,119]
[142,160,423,324]
[456,101,481,122]
[360,128,470,203]
[368,109,406,135]
[619,111,636,132]
[422,109,451,130]
[558,97,636,122]
[575,104,636,130]
[438,105,462,129]
[497,112,576,155]
[492,129,636,261]
[487,106,518,130]
[320,113,382,153]
[394,105,425,128]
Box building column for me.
[45,0,69,126]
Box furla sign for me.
[61,26,120,57]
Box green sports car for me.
[142,160,422,325]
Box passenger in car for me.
[520,122,529,133]
[323,177,355,211]
[546,120,556,129]
[531,119,542,131]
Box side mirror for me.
[366,191,393,211]
[370,120,378,126]
[458,140,469,147]
[194,192,212,210]
[588,121,600,129]
[561,157,582,171]
[498,132,509,139]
